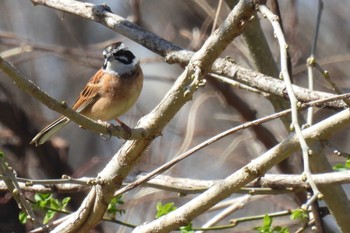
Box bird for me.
[30,42,143,146]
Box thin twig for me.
[307,0,324,133]
[211,0,223,33]
[0,153,37,224]
[197,195,252,232]
[209,72,265,95]
[259,5,321,209]
[311,0,323,56]
[14,176,97,186]
[314,61,350,107]
[230,210,292,225]
[307,57,315,125]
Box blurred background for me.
[0,0,349,232]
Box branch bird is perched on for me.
[31,42,143,146]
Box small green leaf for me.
[19,211,28,224]
[35,193,52,208]
[106,195,125,218]
[34,193,43,202]
[114,195,124,205]
[61,197,71,209]
[254,214,289,233]
[272,226,289,233]
[291,209,308,220]
[333,158,350,171]
[32,193,72,224]
[155,202,177,219]
[180,223,194,233]
[51,198,61,209]
[35,193,51,201]
[345,159,350,168]
[263,215,272,227]
[332,164,347,171]
[43,210,56,225]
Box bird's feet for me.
[115,118,132,139]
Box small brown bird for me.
[31,42,143,146]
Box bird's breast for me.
[86,67,143,121]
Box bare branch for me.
[259,4,320,207]
[140,172,350,194]
[2,170,350,195]
[0,154,37,224]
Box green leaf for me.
[35,193,52,208]
[32,193,72,224]
[50,198,60,209]
[272,226,289,233]
[253,214,289,233]
[35,193,51,201]
[154,202,192,231]
[332,164,347,171]
[333,158,350,171]
[263,215,272,227]
[19,211,28,224]
[291,209,308,220]
[61,197,71,210]
[43,210,56,225]
[155,202,177,219]
[106,195,125,218]
[345,159,350,168]
[180,223,194,233]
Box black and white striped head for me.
[102,42,139,74]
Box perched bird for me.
[31,42,143,146]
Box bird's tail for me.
[31,117,70,146]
